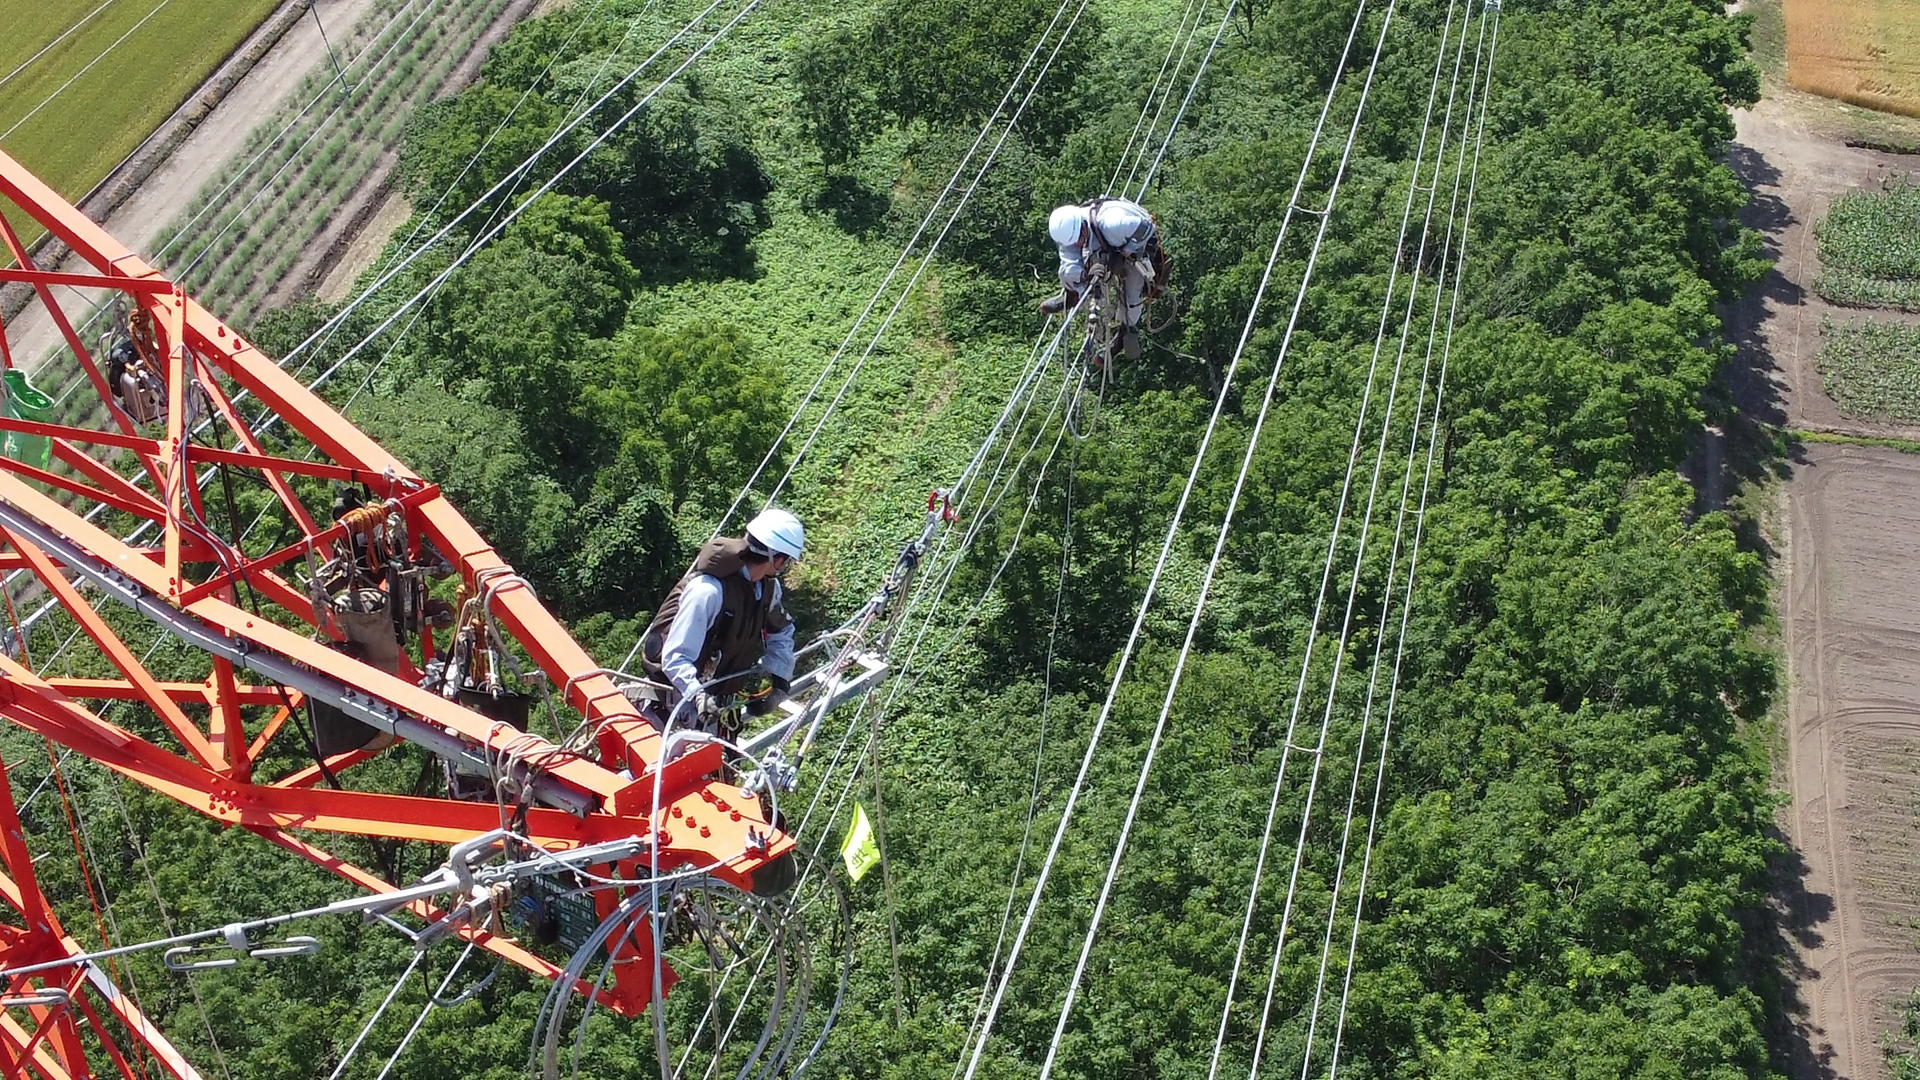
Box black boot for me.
[1039,289,1080,315]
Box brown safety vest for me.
[641,537,791,698]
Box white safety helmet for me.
[745,507,805,561]
[1048,204,1088,246]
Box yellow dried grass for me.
[1784,0,1920,118]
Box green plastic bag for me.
[1,369,53,471]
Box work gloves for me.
[687,691,723,722]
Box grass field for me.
[1817,316,1920,422]
[1784,0,1920,117]
[0,0,279,221]
[1815,177,1920,311]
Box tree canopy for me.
[26,0,1794,1075]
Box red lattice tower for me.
[0,148,793,1021]
[0,756,203,1079]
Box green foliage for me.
[579,319,785,512]
[352,383,579,589]
[73,0,1794,1076]
[401,63,770,283]
[792,0,1096,165]
[1889,990,1920,1080]
[1815,177,1920,311]
[1817,315,1920,421]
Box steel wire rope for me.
[0,0,122,94]
[266,0,750,380]
[1293,8,1493,1073]
[327,946,429,1080]
[706,0,1086,539]
[1321,13,1498,1075]
[1200,5,1483,1077]
[0,0,176,141]
[1211,14,1496,1080]
[1127,0,1237,199]
[30,0,436,391]
[953,0,1393,1069]
[711,0,1102,547]
[1104,0,1210,197]
[705,0,1212,604]
[371,942,483,1079]
[1039,2,1425,1072]
[948,431,1079,1080]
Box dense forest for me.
[7,0,1787,1075]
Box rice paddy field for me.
[1784,0,1920,117]
[0,0,279,215]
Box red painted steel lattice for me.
[0,148,792,1053]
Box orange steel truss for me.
[0,758,203,1079]
[0,149,791,1019]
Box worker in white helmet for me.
[638,508,804,730]
[1038,196,1168,360]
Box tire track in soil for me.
[1714,71,1920,1079]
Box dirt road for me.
[1722,74,1920,1080]
[4,0,382,368]
[6,0,541,368]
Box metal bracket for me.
[163,923,321,972]
[0,987,69,1008]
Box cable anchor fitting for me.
[163,923,322,972]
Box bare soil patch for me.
[1720,51,1920,1080]
[318,189,412,304]
[1779,445,1920,1080]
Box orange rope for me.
[42,742,152,1080]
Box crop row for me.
[1815,176,1920,312]
[35,0,511,427]
[193,0,512,320]
[1817,315,1920,423]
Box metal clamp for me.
[163,923,322,972]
